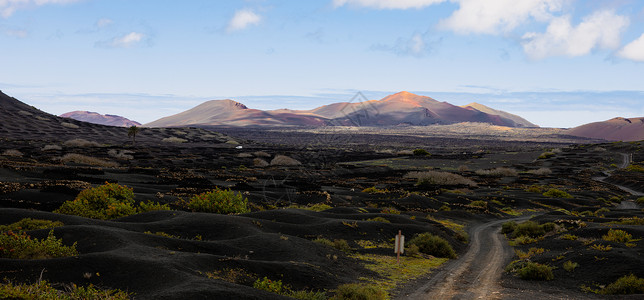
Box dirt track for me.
[402,215,532,300]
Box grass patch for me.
[0,230,78,259]
[350,253,447,294]
[589,244,612,251]
[0,218,64,232]
[507,261,554,280]
[0,280,131,299]
[543,189,573,198]
[331,283,387,300]
[366,217,390,223]
[405,171,476,187]
[559,234,578,241]
[515,247,545,259]
[427,216,468,243]
[362,187,389,194]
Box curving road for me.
[403,215,533,300]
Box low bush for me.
[513,235,539,245]
[538,152,556,159]
[515,247,545,260]
[600,274,644,295]
[61,122,80,129]
[405,171,476,187]
[517,262,554,280]
[513,221,545,238]
[314,238,351,252]
[624,164,644,172]
[636,197,644,205]
[475,167,518,177]
[107,149,134,160]
[2,149,23,157]
[187,188,249,214]
[362,187,388,194]
[559,234,578,240]
[162,137,187,143]
[0,218,64,232]
[55,182,136,219]
[543,189,573,198]
[331,283,387,300]
[501,221,517,234]
[0,280,130,299]
[55,182,170,219]
[563,260,578,272]
[413,149,430,156]
[380,207,400,214]
[60,154,118,168]
[602,229,632,243]
[366,217,390,223]
[253,277,283,294]
[42,144,62,151]
[469,200,487,209]
[525,185,543,193]
[63,139,101,147]
[407,233,456,259]
[270,155,301,166]
[589,244,612,251]
[0,230,77,259]
[526,168,552,175]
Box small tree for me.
[127,126,139,145]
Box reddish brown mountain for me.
[566,117,644,141]
[145,91,536,128]
[60,111,141,127]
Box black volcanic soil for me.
[1,92,643,299]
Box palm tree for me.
[128,126,140,145]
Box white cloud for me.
[96,32,144,48]
[618,33,644,62]
[439,0,566,34]
[96,18,112,28]
[522,10,629,60]
[227,9,261,32]
[0,0,81,18]
[332,0,445,9]
[4,28,27,37]
[371,31,441,57]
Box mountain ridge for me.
[60,111,141,127]
[145,91,539,128]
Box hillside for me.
[60,111,141,127]
[566,117,644,141]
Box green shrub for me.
[600,274,644,295]
[361,187,388,194]
[138,201,171,213]
[517,262,554,280]
[331,283,387,300]
[559,234,578,240]
[501,221,517,234]
[624,164,644,172]
[513,221,545,238]
[602,229,632,243]
[0,218,64,232]
[514,235,539,245]
[469,201,487,208]
[0,280,130,299]
[408,233,456,258]
[55,182,137,219]
[439,205,451,211]
[379,207,400,214]
[406,244,421,257]
[525,185,543,193]
[0,230,78,259]
[413,149,430,156]
[288,290,328,300]
[543,189,573,198]
[366,217,390,223]
[253,277,283,294]
[563,260,578,272]
[636,197,644,205]
[187,188,249,214]
[314,238,351,252]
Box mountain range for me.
[144,91,538,128]
[60,111,141,127]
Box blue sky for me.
[1,0,643,128]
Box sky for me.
[1,0,644,128]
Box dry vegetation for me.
[59,154,119,168]
[405,170,476,187]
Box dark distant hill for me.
[60,111,141,127]
[0,91,229,144]
[566,117,644,141]
[145,91,537,128]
